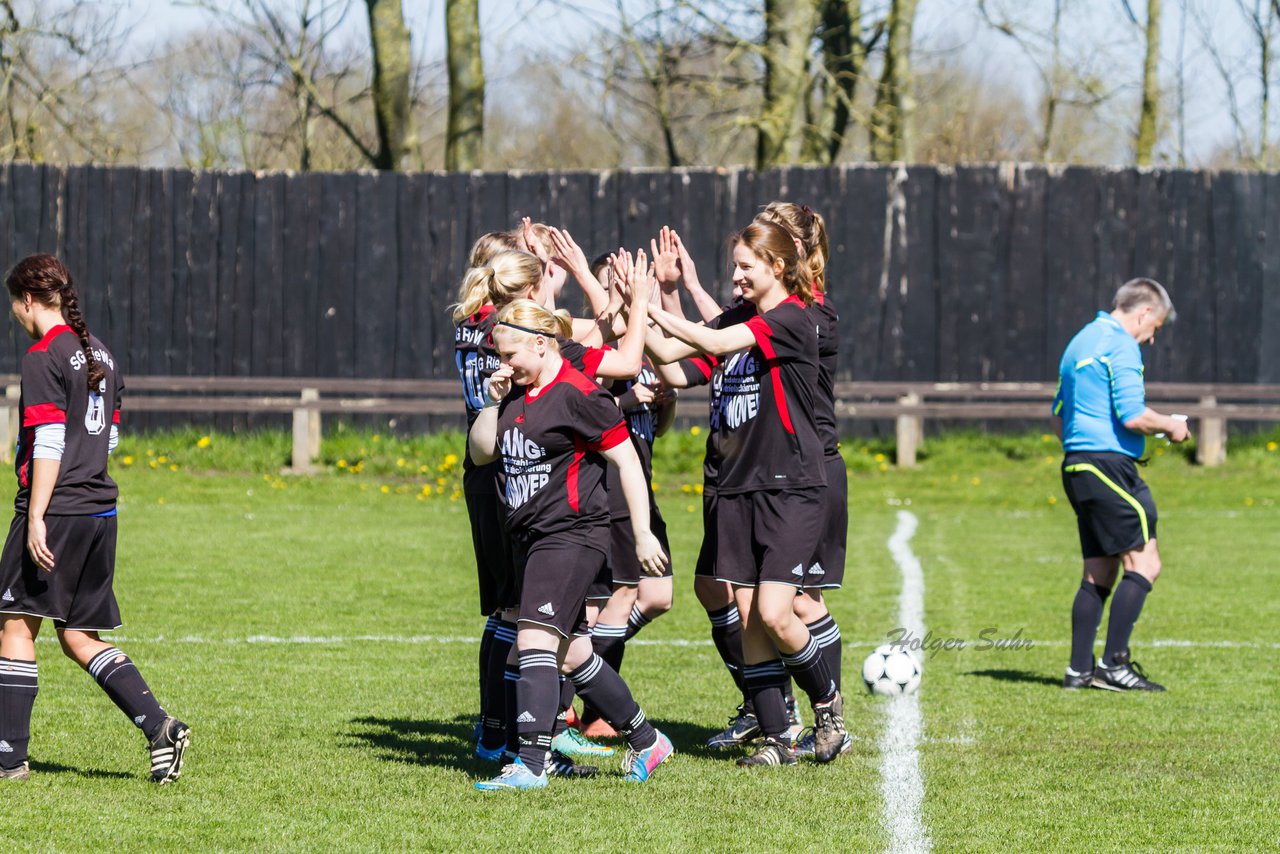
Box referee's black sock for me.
[781,635,837,705]
[0,658,37,768]
[805,614,843,692]
[85,647,166,740]
[742,659,789,740]
[706,605,747,698]
[1103,572,1152,667]
[515,650,560,776]
[567,654,655,752]
[481,621,517,749]
[1070,581,1111,673]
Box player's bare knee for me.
[694,576,732,611]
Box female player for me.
[646,221,848,766]
[452,231,522,760]
[0,254,189,784]
[468,298,674,790]
[754,203,849,757]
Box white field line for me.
[882,510,932,854]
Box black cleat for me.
[707,708,761,750]
[547,749,599,778]
[1063,657,1097,690]
[149,717,191,784]
[736,736,796,767]
[811,692,847,764]
[1094,650,1165,692]
[0,761,29,781]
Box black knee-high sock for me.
[477,616,498,722]
[1070,582,1111,673]
[706,605,747,698]
[567,654,656,752]
[481,621,517,748]
[503,663,520,760]
[624,604,651,640]
[1103,572,1152,666]
[742,659,789,740]
[515,650,560,776]
[592,622,628,678]
[780,636,837,705]
[805,614,843,692]
[86,648,166,740]
[0,658,37,768]
[552,675,576,738]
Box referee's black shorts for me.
[1061,451,1158,559]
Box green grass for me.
[5,429,1280,851]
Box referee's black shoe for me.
[149,717,191,784]
[1094,650,1166,692]
[1062,657,1096,690]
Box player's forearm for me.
[650,306,752,356]
[29,458,60,519]
[468,406,501,465]
[615,454,652,540]
[687,285,722,323]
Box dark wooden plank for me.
[353,171,398,378]
[39,165,67,255]
[588,170,621,272]
[282,172,320,377]
[252,172,286,376]
[316,172,358,378]
[166,170,194,377]
[1094,167,1138,309]
[617,170,665,254]
[127,169,155,377]
[214,171,244,376]
[187,171,220,377]
[1044,166,1101,373]
[506,171,551,229]
[424,173,453,373]
[232,171,258,376]
[1217,171,1264,383]
[394,172,425,378]
[1005,164,1049,380]
[81,166,113,361]
[104,167,138,373]
[1259,173,1280,384]
[10,162,43,258]
[549,172,597,314]
[477,170,510,237]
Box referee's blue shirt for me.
[1053,311,1147,458]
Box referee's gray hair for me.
[1114,277,1176,322]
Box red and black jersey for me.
[710,296,826,495]
[679,353,722,486]
[605,361,660,518]
[495,358,629,546]
[558,337,606,380]
[810,291,840,457]
[14,326,121,515]
[455,307,503,481]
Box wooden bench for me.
[1,376,1276,471]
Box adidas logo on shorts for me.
[1,589,13,602]
[791,565,804,577]
[516,711,537,724]
[538,602,555,617]
[807,564,825,575]
[0,740,11,753]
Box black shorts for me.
[512,532,606,638]
[694,485,718,578]
[715,488,824,588]
[608,504,673,586]
[465,489,516,615]
[1062,451,1158,559]
[803,455,848,589]
[0,513,121,631]
[586,560,613,601]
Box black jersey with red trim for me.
[455,306,503,477]
[14,326,121,515]
[679,353,722,485]
[605,361,660,517]
[810,291,840,457]
[558,337,606,380]
[495,358,629,542]
[712,296,825,494]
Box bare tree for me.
[367,0,412,170]
[757,0,820,169]
[801,0,879,164]
[444,0,483,170]
[868,0,917,162]
[1132,0,1162,165]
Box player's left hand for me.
[635,530,668,577]
[27,516,54,572]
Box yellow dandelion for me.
[695,483,704,495]
[879,462,889,472]
[1043,456,1055,464]
[146,449,155,457]
[263,474,272,482]
[417,494,426,501]
[337,459,348,469]
[1268,441,1278,452]
[690,425,701,436]
[380,485,390,494]
[157,497,166,505]
[422,484,432,495]
[372,434,382,443]
[444,453,458,466]
[351,462,364,473]
[1155,447,1165,456]
[651,481,660,492]
[396,458,406,467]
[1048,496,1058,505]
[950,474,959,482]
[681,484,693,494]
[451,490,462,501]
[436,477,446,487]
[157,455,168,464]
[874,453,886,463]
[970,477,981,486]
[396,485,409,494]
[169,464,178,472]
[1245,497,1256,506]
[122,455,134,466]
[686,505,695,513]
[197,436,212,449]
[1041,434,1054,443]
[149,460,158,469]
[419,465,430,474]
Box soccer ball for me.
[861,644,922,696]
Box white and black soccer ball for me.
[861,644,922,696]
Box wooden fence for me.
[0,163,1277,430]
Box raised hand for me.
[651,226,680,289]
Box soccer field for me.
[5,432,1279,852]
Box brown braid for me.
[5,254,103,390]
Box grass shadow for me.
[646,717,728,760]
[965,668,1062,687]
[344,714,482,774]
[29,760,135,780]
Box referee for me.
[1054,278,1189,692]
